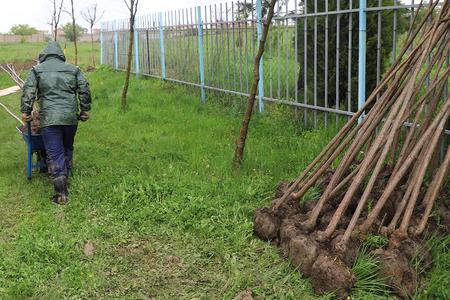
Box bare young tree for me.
[233,0,278,168]
[50,0,65,41]
[66,0,78,65]
[121,0,139,111]
[81,3,104,67]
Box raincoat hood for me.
[21,41,91,127]
[38,41,66,63]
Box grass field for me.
[0,42,448,299]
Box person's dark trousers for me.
[41,125,78,178]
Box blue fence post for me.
[197,6,206,103]
[134,26,139,74]
[114,24,119,70]
[358,0,367,122]
[100,24,104,65]
[256,0,265,113]
[159,12,166,80]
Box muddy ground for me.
[253,178,448,299]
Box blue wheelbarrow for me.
[16,122,47,181]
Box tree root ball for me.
[275,181,290,198]
[253,208,279,241]
[311,253,355,299]
[372,248,418,298]
[252,193,434,298]
[399,238,433,271]
[286,234,319,276]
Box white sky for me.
[0,0,417,33]
[0,0,223,33]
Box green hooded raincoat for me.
[21,42,91,127]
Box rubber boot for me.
[65,156,73,177]
[52,175,69,205]
[67,168,72,178]
[65,160,73,188]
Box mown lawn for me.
[0,42,334,299]
[0,42,448,299]
[0,42,99,67]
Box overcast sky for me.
[0,0,416,33]
[0,0,223,33]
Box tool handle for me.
[27,121,32,181]
[0,101,24,125]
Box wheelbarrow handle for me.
[27,121,32,181]
[27,121,32,139]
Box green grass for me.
[352,246,391,299]
[0,41,99,68]
[0,42,333,298]
[0,42,448,299]
[414,235,450,300]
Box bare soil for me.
[86,66,97,72]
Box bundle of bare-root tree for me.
[0,63,41,133]
[0,63,25,88]
[253,1,449,298]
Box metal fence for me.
[100,0,448,132]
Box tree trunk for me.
[91,28,95,67]
[233,0,277,168]
[72,26,78,65]
[121,21,135,111]
[71,0,78,65]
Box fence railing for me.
[100,0,448,134]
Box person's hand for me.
[79,111,90,122]
[22,113,32,122]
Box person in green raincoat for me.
[21,41,92,204]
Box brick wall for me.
[0,33,49,43]
[0,33,99,43]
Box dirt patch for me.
[83,241,95,257]
[86,66,96,72]
[233,290,254,300]
[115,240,152,258]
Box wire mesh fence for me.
[100,0,448,136]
